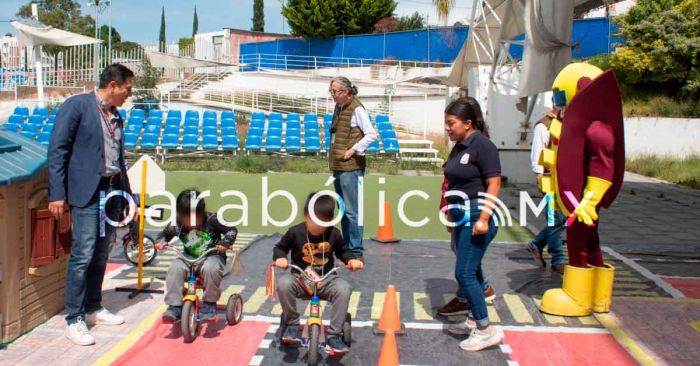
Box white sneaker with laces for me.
[86,308,124,326]
[65,319,95,346]
[447,317,477,335]
[459,326,502,352]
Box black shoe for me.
[199,302,217,320]
[325,336,350,354]
[282,324,301,346]
[162,306,182,323]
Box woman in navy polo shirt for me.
[441,97,502,351]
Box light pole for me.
[88,0,110,81]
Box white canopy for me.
[11,20,101,48]
[144,50,236,68]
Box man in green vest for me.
[328,76,379,261]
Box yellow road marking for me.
[487,304,500,323]
[414,292,433,321]
[92,304,167,366]
[371,292,400,320]
[578,315,600,326]
[503,294,534,323]
[348,291,361,318]
[596,313,658,366]
[243,287,268,313]
[271,302,282,315]
[533,298,567,325]
[218,285,245,306]
[691,320,700,333]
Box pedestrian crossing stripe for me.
[413,293,432,321]
[371,292,400,319]
[348,291,361,318]
[532,298,567,325]
[503,294,534,324]
[218,285,245,306]
[243,287,268,313]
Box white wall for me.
[624,117,700,158]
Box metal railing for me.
[239,53,451,73]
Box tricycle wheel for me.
[342,312,352,346]
[307,324,320,366]
[225,294,243,325]
[181,300,199,343]
[123,235,157,265]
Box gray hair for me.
[330,76,358,96]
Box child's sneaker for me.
[459,326,502,352]
[199,302,217,320]
[447,317,477,335]
[325,336,350,354]
[281,324,302,346]
[162,306,182,323]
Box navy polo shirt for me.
[443,132,501,204]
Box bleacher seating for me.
[149,109,163,119]
[367,140,380,153]
[245,135,262,151]
[202,135,219,150]
[3,122,19,132]
[130,109,146,120]
[184,125,199,136]
[323,114,333,129]
[203,126,218,136]
[185,110,199,121]
[140,133,158,149]
[202,118,217,129]
[304,136,321,152]
[222,135,239,150]
[13,106,29,116]
[161,134,179,149]
[285,136,301,152]
[203,110,217,121]
[8,115,25,124]
[265,135,282,152]
[51,107,60,116]
[47,115,56,124]
[37,131,51,145]
[125,133,139,148]
[286,127,301,139]
[164,125,180,136]
[28,115,44,125]
[221,118,236,129]
[43,124,54,133]
[383,138,400,153]
[168,110,182,121]
[182,134,199,149]
[125,124,141,134]
[221,111,235,120]
[33,107,48,117]
[117,108,127,119]
[221,127,237,137]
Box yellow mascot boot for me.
[540,265,594,316]
[592,263,615,313]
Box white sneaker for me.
[65,319,95,346]
[86,308,124,326]
[459,326,502,352]
[447,317,477,335]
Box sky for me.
[0,0,473,44]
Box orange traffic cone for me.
[377,330,400,366]
[373,285,406,335]
[372,201,400,243]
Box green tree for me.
[611,0,700,96]
[252,0,264,32]
[133,55,161,101]
[99,25,121,46]
[396,11,426,31]
[283,0,397,39]
[159,7,166,52]
[178,37,194,56]
[192,6,199,37]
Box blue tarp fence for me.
[240,17,620,71]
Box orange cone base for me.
[373,323,406,335]
[371,237,401,244]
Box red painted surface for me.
[111,319,270,366]
[661,277,700,298]
[106,260,127,275]
[502,330,638,366]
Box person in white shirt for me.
[528,110,566,274]
[327,76,378,260]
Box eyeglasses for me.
[329,88,346,96]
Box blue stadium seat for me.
[28,115,44,125]
[3,122,19,132]
[324,129,331,151]
[203,110,217,121]
[125,124,141,134]
[43,123,54,133]
[125,133,139,148]
[367,140,380,153]
[251,111,265,121]
[164,125,180,136]
[269,112,283,122]
[181,134,199,149]
[8,114,25,124]
[185,110,199,121]
[221,111,235,121]
[146,116,162,127]
[221,127,237,137]
[165,117,181,128]
[245,135,262,151]
[184,118,199,129]
[130,109,146,120]
[117,108,127,119]
[22,123,40,134]
[221,118,236,129]
[304,136,321,152]
[222,135,239,150]
[285,136,301,152]
[140,133,158,149]
[202,118,217,129]
[202,135,219,150]
[383,138,400,153]
[160,134,179,149]
[287,119,301,131]
[183,125,198,136]
[203,126,218,136]
[47,115,56,124]
[323,114,333,129]
[143,124,161,135]
[33,107,48,117]
[377,122,392,133]
[266,128,282,137]
[37,131,51,145]
[287,113,301,122]
[268,119,283,130]
[375,114,389,124]
[128,116,144,126]
[247,127,263,138]
[167,110,182,120]
[304,116,319,132]
[149,109,163,120]
[13,106,29,116]
[285,128,301,139]
[20,131,36,139]
[250,119,265,130]
[304,127,320,139]
[265,135,282,152]
[51,107,59,116]
[381,130,397,139]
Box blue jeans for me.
[529,210,566,265]
[333,169,364,257]
[450,202,497,327]
[450,236,489,301]
[65,183,121,324]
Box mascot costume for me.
[537,63,625,316]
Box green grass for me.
[627,155,700,189]
[144,171,532,242]
[623,95,700,118]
